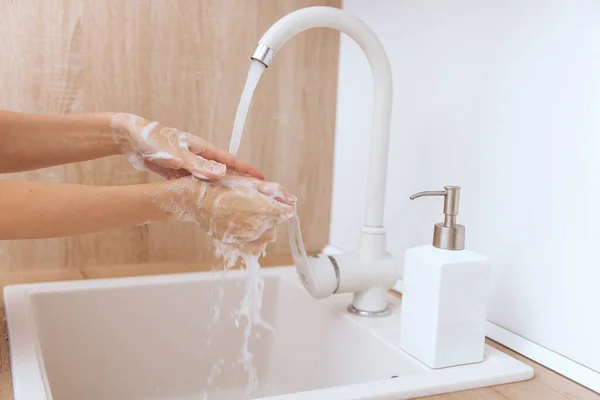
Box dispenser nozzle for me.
[410,186,465,250]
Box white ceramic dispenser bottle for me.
[400,186,491,369]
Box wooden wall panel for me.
[0,0,340,271]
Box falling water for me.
[229,60,310,314]
[205,59,308,400]
[198,60,270,400]
[229,61,266,156]
[235,253,274,398]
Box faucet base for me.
[347,303,391,318]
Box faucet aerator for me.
[251,44,276,67]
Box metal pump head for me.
[410,186,465,251]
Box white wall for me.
[332,0,600,381]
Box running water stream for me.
[202,59,311,400]
[202,60,271,399]
[229,61,266,156]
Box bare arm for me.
[0,110,264,179]
[0,180,170,239]
[0,175,295,242]
[0,111,116,173]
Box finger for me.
[189,141,265,180]
[266,200,296,221]
[142,160,191,180]
[254,181,297,205]
[181,152,227,180]
[145,153,185,170]
[142,141,226,180]
[162,169,192,180]
[219,175,297,205]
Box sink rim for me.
[4,266,534,400]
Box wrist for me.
[106,112,131,154]
[45,112,122,159]
[116,181,177,224]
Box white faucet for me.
[251,6,399,316]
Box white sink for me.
[4,266,533,400]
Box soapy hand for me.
[158,174,296,254]
[111,113,264,180]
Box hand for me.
[158,174,296,254]
[111,113,264,180]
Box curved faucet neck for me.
[253,6,393,258]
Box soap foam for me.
[145,151,176,161]
[140,120,159,140]
[152,175,287,399]
[111,113,225,180]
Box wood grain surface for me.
[0,0,340,272]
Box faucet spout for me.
[252,6,392,235]
[253,7,397,315]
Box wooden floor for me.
[0,261,597,400]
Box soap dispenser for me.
[399,186,491,369]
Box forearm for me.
[0,180,173,239]
[0,111,118,173]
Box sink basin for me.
[4,266,533,399]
